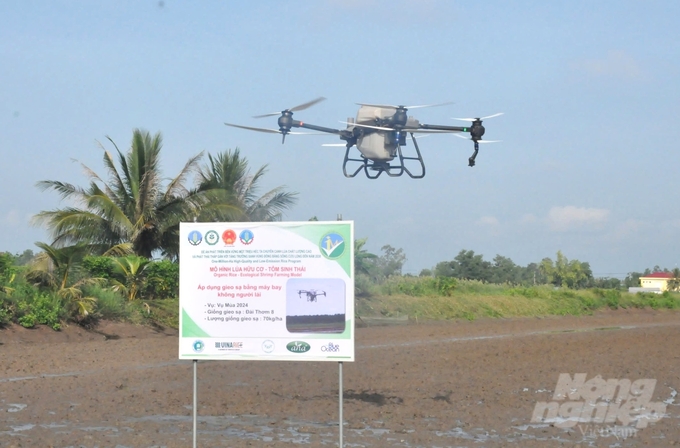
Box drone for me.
[298,289,326,302]
[225,97,502,179]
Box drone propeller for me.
[356,101,454,110]
[253,97,326,119]
[322,143,347,147]
[339,121,394,131]
[454,134,501,143]
[452,112,504,122]
[224,122,318,135]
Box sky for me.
[2,1,680,278]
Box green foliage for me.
[15,292,62,330]
[593,288,621,309]
[378,276,457,297]
[539,251,593,289]
[354,238,378,277]
[0,252,15,276]
[82,256,115,279]
[84,285,128,321]
[355,273,377,298]
[110,255,151,300]
[143,260,179,299]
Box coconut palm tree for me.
[110,255,151,301]
[34,129,206,258]
[26,242,99,317]
[34,131,297,260]
[196,148,297,222]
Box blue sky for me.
[2,1,679,277]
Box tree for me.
[490,255,521,284]
[110,255,152,301]
[26,242,99,317]
[451,250,492,281]
[34,129,204,258]
[354,238,378,277]
[374,245,406,278]
[14,249,35,265]
[196,149,297,223]
[34,131,297,260]
[667,267,680,292]
[540,251,592,288]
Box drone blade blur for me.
[290,96,326,112]
[479,112,504,120]
[356,101,454,110]
[452,112,504,122]
[224,123,281,134]
[355,102,399,109]
[454,135,501,143]
[322,143,347,147]
[340,121,393,131]
[404,101,455,109]
[252,112,282,119]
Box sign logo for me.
[320,342,340,352]
[222,229,237,245]
[320,232,345,259]
[239,229,254,245]
[215,341,243,351]
[187,231,202,246]
[262,340,275,353]
[286,341,311,353]
[192,340,205,353]
[205,230,219,245]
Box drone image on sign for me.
[225,97,502,179]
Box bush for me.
[82,255,116,279]
[85,285,128,321]
[144,260,179,300]
[15,292,62,330]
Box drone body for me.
[225,98,501,179]
[298,289,326,302]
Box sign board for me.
[178,221,354,361]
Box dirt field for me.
[1,308,679,447]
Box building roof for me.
[640,272,673,279]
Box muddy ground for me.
[1,308,679,447]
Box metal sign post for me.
[339,361,344,447]
[193,360,198,448]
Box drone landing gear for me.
[342,133,426,179]
[468,141,480,167]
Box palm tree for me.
[34,131,297,259]
[110,255,151,301]
[667,268,680,292]
[196,149,297,222]
[354,238,378,277]
[26,242,99,317]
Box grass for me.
[356,280,680,322]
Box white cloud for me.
[547,206,609,232]
[477,216,499,226]
[573,50,643,80]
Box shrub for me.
[15,292,62,330]
[143,260,179,300]
[82,256,115,279]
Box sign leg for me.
[339,361,343,447]
[193,359,198,448]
